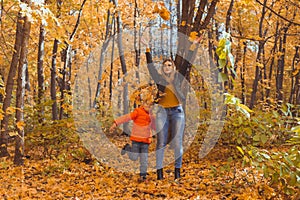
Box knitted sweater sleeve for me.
[145,49,163,84]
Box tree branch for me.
[69,0,87,42]
[255,0,300,26]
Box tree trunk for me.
[266,21,280,104]
[225,0,235,90]
[276,27,288,106]
[241,41,247,104]
[14,1,31,165]
[59,45,69,120]
[289,46,299,104]
[94,8,113,106]
[50,0,62,120]
[0,0,3,22]
[175,0,218,79]
[109,19,116,101]
[109,40,115,101]
[276,7,295,107]
[37,23,46,123]
[0,4,26,157]
[134,0,141,81]
[249,0,267,109]
[51,39,59,120]
[59,0,86,119]
[169,1,174,59]
[113,0,129,135]
[208,21,219,88]
[295,73,300,107]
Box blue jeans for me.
[128,141,149,176]
[155,105,185,169]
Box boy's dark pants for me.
[128,141,149,177]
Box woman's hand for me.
[193,35,203,44]
[189,34,204,51]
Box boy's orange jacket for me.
[114,107,155,144]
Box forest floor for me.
[0,133,293,200]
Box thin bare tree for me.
[0,0,29,157]
[14,1,31,164]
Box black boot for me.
[175,168,180,180]
[157,168,163,180]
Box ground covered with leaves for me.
[0,134,295,199]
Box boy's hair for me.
[130,84,156,106]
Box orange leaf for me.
[159,8,170,21]
[153,4,159,13]
[189,31,198,41]
[161,23,169,29]
[16,121,25,131]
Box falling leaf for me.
[161,23,169,29]
[152,1,170,21]
[153,4,159,13]
[159,8,170,21]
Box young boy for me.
[109,94,155,182]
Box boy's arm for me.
[112,109,138,128]
[109,113,133,133]
[114,113,132,126]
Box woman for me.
[144,47,187,180]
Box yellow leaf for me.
[0,75,4,87]
[6,107,15,115]
[189,31,198,41]
[0,88,5,96]
[256,62,264,68]
[16,121,25,131]
[8,131,19,137]
[66,122,73,128]
[238,103,253,113]
[181,21,186,26]
[237,146,244,155]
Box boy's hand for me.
[109,123,117,133]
